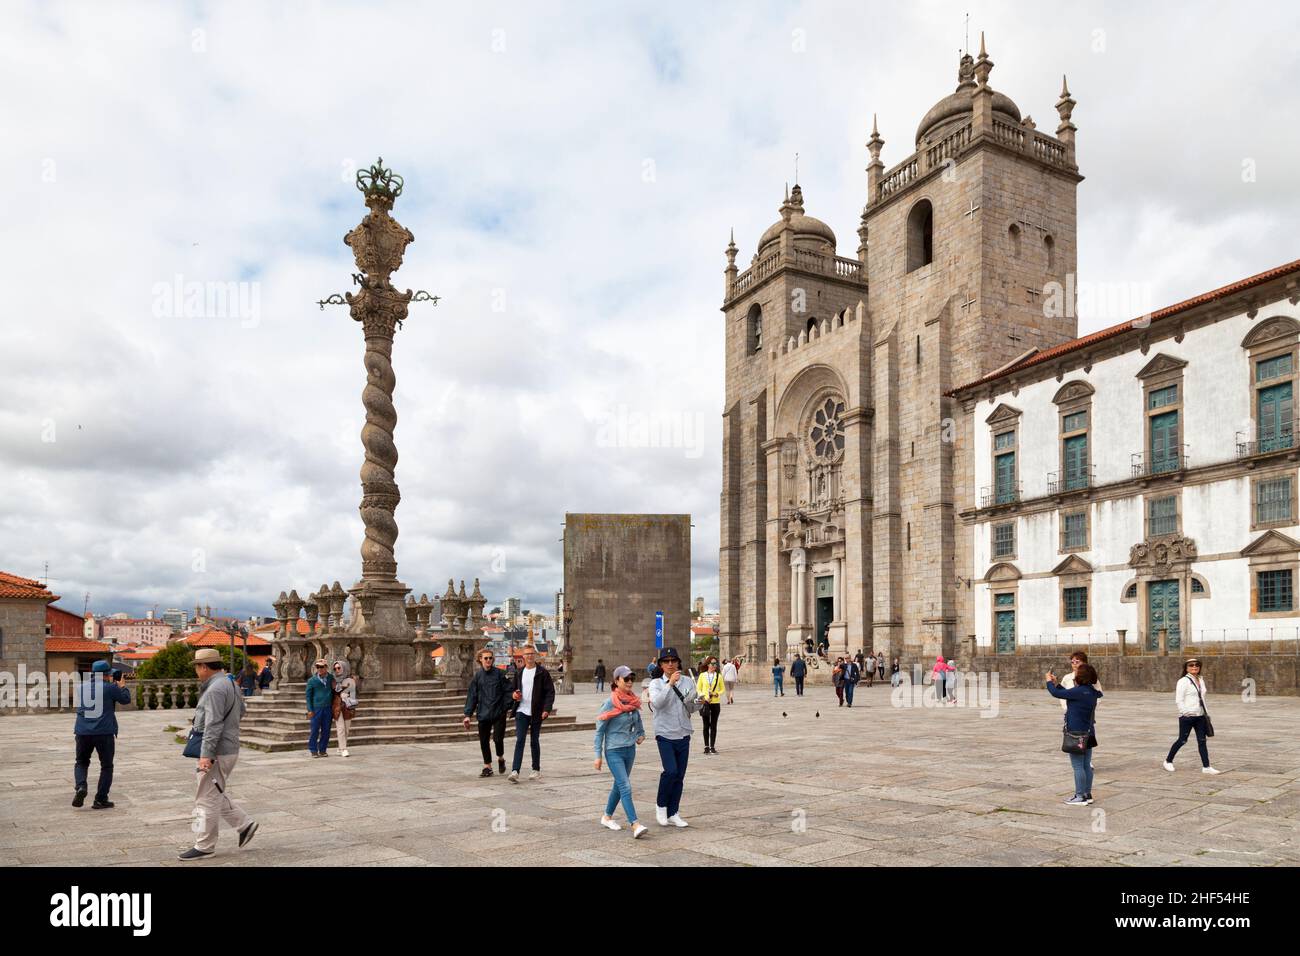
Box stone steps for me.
[239,678,593,752]
[240,716,594,753]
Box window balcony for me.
[1047,465,1096,495]
[980,482,1022,508]
[1237,425,1298,460]
[1130,447,1189,479]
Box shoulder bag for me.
[1061,694,1098,754]
[184,686,237,759]
[1187,676,1214,737]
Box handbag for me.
[183,687,237,759]
[1061,697,1098,754]
[1187,676,1214,737]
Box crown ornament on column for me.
[356,157,405,202]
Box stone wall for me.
[564,513,691,681]
[970,652,1300,696]
[0,598,48,696]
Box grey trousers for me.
[192,753,253,852]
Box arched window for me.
[747,303,762,354]
[905,199,933,273]
[1125,583,1137,599]
[1044,234,1055,271]
[806,316,819,336]
[1008,223,1021,257]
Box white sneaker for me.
[632,823,648,839]
[340,749,349,757]
[1202,767,1221,775]
[600,815,621,831]
[529,770,541,781]
[655,806,669,826]
[508,771,519,784]
[668,814,689,828]
[1163,761,1176,772]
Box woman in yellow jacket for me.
[696,657,725,755]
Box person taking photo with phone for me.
[72,660,131,810]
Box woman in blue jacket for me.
[593,665,647,838]
[1046,664,1102,806]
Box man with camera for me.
[647,646,699,827]
[72,659,132,809]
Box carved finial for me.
[1061,74,1070,98]
[979,30,987,58]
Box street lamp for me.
[226,621,247,674]
[562,603,574,696]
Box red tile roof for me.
[0,571,59,601]
[252,618,319,636]
[184,627,272,648]
[949,258,1300,395]
[46,638,109,654]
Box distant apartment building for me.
[101,617,172,647]
[504,597,521,624]
[162,608,187,631]
[694,596,705,617]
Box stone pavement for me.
[3,681,1299,867]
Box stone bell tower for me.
[862,33,1083,662]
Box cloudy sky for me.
[3,0,1297,621]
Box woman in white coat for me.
[1163,658,1219,774]
[332,659,358,757]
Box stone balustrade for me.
[871,120,1073,207]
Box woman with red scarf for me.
[594,665,648,838]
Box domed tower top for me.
[914,43,1020,146]
[757,183,837,257]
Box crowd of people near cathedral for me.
[62,638,1223,857]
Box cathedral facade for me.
[719,39,1083,666]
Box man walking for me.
[790,654,807,696]
[463,648,511,777]
[648,647,698,827]
[864,652,876,688]
[594,659,607,693]
[722,657,738,704]
[72,660,131,809]
[842,655,861,707]
[180,648,257,860]
[507,645,555,782]
[306,659,334,757]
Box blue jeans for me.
[512,712,542,772]
[604,745,638,823]
[595,679,604,692]
[655,735,690,816]
[773,676,784,696]
[1069,750,1094,797]
[1167,715,1211,766]
[309,707,333,754]
[844,681,856,706]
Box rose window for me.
[810,398,846,459]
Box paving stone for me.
[2,686,1298,866]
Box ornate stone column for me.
[341,160,416,651]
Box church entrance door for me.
[815,575,833,653]
[1147,579,1181,651]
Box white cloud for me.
[3,1,1297,619]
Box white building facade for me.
[954,260,1300,653]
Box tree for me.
[136,643,197,680]
[136,643,247,680]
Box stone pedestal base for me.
[827,621,849,657]
[436,634,489,692]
